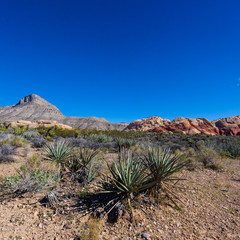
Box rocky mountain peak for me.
[0,94,127,130]
[17,94,51,106]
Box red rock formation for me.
[125,116,171,132]
[125,115,240,136]
[213,116,240,136]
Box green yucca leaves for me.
[65,147,99,184]
[143,147,188,205]
[144,148,187,183]
[43,141,73,175]
[76,147,100,167]
[102,152,155,197]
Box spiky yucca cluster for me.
[101,147,187,207]
[43,141,73,175]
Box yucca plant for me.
[143,147,188,206]
[43,141,73,177]
[76,147,100,167]
[66,148,99,185]
[101,151,154,199]
[99,151,155,222]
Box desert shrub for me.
[0,143,15,155]
[13,126,27,136]
[99,142,116,152]
[182,148,201,171]
[10,138,28,147]
[68,137,87,147]
[23,130,40,139]
[1,169,57,195]
[218,149,232,158]
[0,132,14,141]
[45,136,53,141]
[0,144,15,163]
[36,126,48,135]
[31,137,47,148]
[223,140,240,158]
[115,138,136,152]
[89,134,113,143]
[53,127,79,138]
[1,138,10,145]
[196,146,223,170]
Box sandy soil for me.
[0,151,239,240]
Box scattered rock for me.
[141,232,150,240]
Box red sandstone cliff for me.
[125,116,240,136]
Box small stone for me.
[21,226,26,231]
[141,233,150,239]
[1,227,8,231]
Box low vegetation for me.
[0,124,239,239]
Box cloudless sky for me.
[0,0,240,123]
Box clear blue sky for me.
[0,0,239,123]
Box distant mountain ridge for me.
[0,94,127,130]
[1,94,239,135]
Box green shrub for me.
[1,138,10,145]
[10,138,28,147]
[196,146,223,170]
[13,127,27,136]
[116,138,136,152]
[23,130,40,139]
[224,141,240,158]
[1,169,57,195]
[89,134,113,143]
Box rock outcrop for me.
[125,116,240,136]
[212,116,240,136]
[10,120,73,130]
[126,116,171,132]
[0,94,127,130]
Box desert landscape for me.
[1,1,240,239]
[0,95,239,240]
